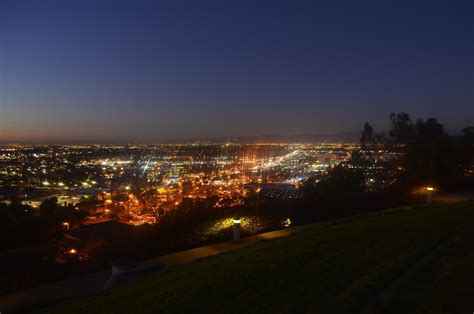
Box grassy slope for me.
[47,202,474,314]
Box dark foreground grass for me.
[47,202,474,314]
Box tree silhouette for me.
[390,115,463,186]
[302,165,365,197]
[39,197,59,218]
[389,112,415,143]
[461,126,474,170]
[360,122,374,146]
[461,126,474,144]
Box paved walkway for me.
[0,193,472,313]
[0,223,319,313]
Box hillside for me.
[47,202,474,313]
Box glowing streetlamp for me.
[62,222,70,230]
[68,248,79,261]
[426,187,434,205]
[233,217,241,243]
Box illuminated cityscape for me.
[1,143,373,226]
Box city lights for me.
[0,143,398,227]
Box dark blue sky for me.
[1,0,473,142]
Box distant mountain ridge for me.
[0,132,361,145]
[206,132,360,143]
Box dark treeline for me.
[303,112,474,196]
[0,197,89,250]
[377,113,472,187]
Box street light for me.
[62,222,70,230]
[426,187,434,205]
[233,217,241,243]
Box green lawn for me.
[47,202,474,314]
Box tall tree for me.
[399,116,461,186]
[360,122,374,146]
[460,126,474,170]
[389,112,415,143]
[461,126,474,144]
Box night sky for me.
[1,0,473,143]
